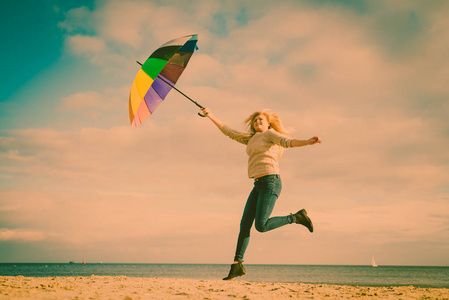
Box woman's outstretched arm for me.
[200,107,251,145]
[291,136,322,147]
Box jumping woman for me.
[200,107,322,280]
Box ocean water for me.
[0,264,448,288]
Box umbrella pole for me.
[136,61,207,117]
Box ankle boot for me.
[294,209,314,232]
[223,261,247,280]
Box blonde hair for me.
[244,110,290,135]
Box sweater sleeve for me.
[219,124,252,145]
[267,129,293,148]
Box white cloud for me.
[95,0,203,48]
[60,91,105,110]
[66,35,106,57]
[96,1,154,48]
[0,229,45,242]
[57,6,94,33]
[0,149,33,162]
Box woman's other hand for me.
[308,136,322,145]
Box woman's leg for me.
[233,185,259,262]
[224,175,297,280]
[254,175,295,232]
[233,175,295,262]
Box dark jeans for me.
[233,174,294,262]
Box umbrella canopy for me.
[129,34,199,127]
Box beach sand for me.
[1,276,448,299]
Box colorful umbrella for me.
[129,34,204,127]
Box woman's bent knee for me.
[255,222,268,233]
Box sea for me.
[1,264,448,288]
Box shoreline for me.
[1,276,449,299]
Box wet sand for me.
[1,276,448,299]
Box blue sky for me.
[1,0,97,130]
[1,0,449,266]
[1,1,93,99]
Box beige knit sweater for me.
[219,124,293,178]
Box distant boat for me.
[372,256,378,267]
[82,258,86,265]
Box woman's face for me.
[253,114,270,133]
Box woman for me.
[200,107,322,280]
